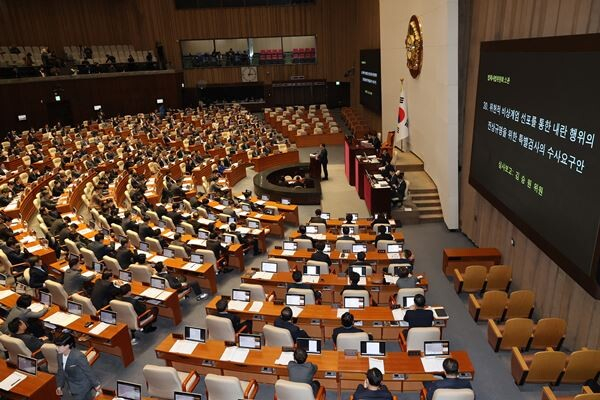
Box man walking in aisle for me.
[317,143,328,180]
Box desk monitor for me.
[238,333,261,349]
[100,228,110,237]
[297,338,321,354]
[174,391,202,400]
[17,114,27,121]
[92,261,103,274]
[158,220,166,229]
[304,264,320,275]
[93,105,102,111]
[117,380,142,400]
[190,253,204,264]
[247,220,259,229]
[352,244,367,253]
[139,242,149,252]
[40,292,52,307]
[424,340,450,357]
[348,213,359,222]
[224,234,233,244]
[321,212,330,220]
[387,243,402,253]
[228,217,236,224]
[163,248,175,258]
[263,208,274,216]
[176,226,185,234]
[285,293,305,306]
[119,270,132,282]
[208,213,217,221]
[151,277,166,290]
[261,261,277,273]
[347,226,356,235]
[100,309,117,325]
[281,198,291,205]
[283,241,297,251]
[323,243,332,253]
[184,326,206,343]
[17,354,37,375]
[344,296,365,309]
[305,225,318,234]
[241,204,251,212]
[232,288,251,302]
[261,194,270,201]
[222,199,229,206]
[350,266,367,277]
[360,341,386,357]
[67,300,83,316]
[403,296,415,308]
[198,231,208,240]
[374,213,387,220]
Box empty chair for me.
[146,210,160,225]
[142,365,200,399]
[111,223,126,237]
[206,315,239,342]
[484,264,512,292]
[275,379,325,400]
[168,245,188,260]
[267,257,290,272]
[161,216,176,231]
[308,223,326,233]
[80,248,98,268]
[306,260,329,275]
[294,238,313,250]
[146,237,163,253]
[453,265,487,294]
[263,324,294,347]
[487,318,534,352]
[109,299,155,339]
[45,280,69,309]
[195,249,219,266]
[342,289,370,307]
[65,239,81,257]
[240,283,274,302]
[287,288,316,305]
[468,290,508,322]
[71,293,98,315]
[181,222,195,235]
[559,349,600,384]
[400,327,441,352]
[102,256,121,277]
[129,265,153,283]
[393,287,425,307]
[126,230,141,248]
[205,374,258,400]
[541,386,599,400]
[504,290,535,320]
[529,318,566,350]
[336,332,369,351]
[511,347,566,385]
[430,389,475,400]
[376,239,396,251]
[335,239,355,251]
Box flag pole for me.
[399,78,405,153]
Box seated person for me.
[91,270,121,310]
[115,238,135,269]
[395,266,418,289]
[344,213,355,225]
[423,358,472,400]
[349,252,369,269]
[171,233,192,257]
[403,294,434,328]
[8,318,47,358]
[370,213,388,228]
[215,297,252,332]
[130,253,156,274]
[309,242,331,266]
[87,232,113,260]
[274,306,309,343]
[1,237,29,266]
[353,367,393,400]
[332,312,372,345]
[398,249,415,267]
[308,209,326,224]
[229,223,259,256]
[374,225,393,245]
[0,294,48,336]
[63,257,94,295]
[28,255,48,289]
[341,271,365,294]
[117,284,158,333]
[288,270,321,300]
[297,225,316,248]
[288,347,320,396]
[338,226,356,242]
[154,262,207,300]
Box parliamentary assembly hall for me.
[0,0,598,399]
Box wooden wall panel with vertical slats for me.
[460,0,600,350]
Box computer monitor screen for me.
[283,241,297,251]
[424,341,450,356]
[224,235,233,244]
[190,253,204,264]
[304,265,320,275]
[93,262,103,273]
[285,294,305,306]
[174,391,202,400]
[347,226,356,235]
[101,228,110,237]
[403,296,415,308]
[297,338,321,354]
[305,226,318,234]
[343,296,365,309]
[156,98,164,104]
[228,217,236,224]
[139,242,149,252]
[17,114,27,121]
[248,220,259,229]
[241,204,251,212]
[263,208,274,215]
[352,244,367,253]
[281,198,291,205]
[176,226,185,234]
[198,231,208,239]
[323,243,332,253]
[238,334,261,349]
[321,212,330,220]
[232,289,250,302]
[349,213,359,222]
[118,235,128,243]
[387,243,402,253]
[119,270,132,282]
[222,199,229,206]
[163,248,175,258]
[184,326,206,343]
[261,194,270,201]
[93,105,102,111]
[151,277,166,289]
[360,341,386,356]
[100,310,117,325]
[17,354,37,375]
[67,301,83,316]
[117,381,142,400]
[158,221,166,229]
[351,266,367,277]
[208,213,216,221]
[40,292,52,306]
[69,253,80,263]
[261,262,277,273]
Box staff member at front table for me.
[317,143,328,180]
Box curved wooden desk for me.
[252,151,300,172]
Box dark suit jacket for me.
[115,246,135,269]
[310,250,331,266]
[424,378,472,400]
[353,384,393,399]
[1,245,27,265]
[28,266,48,289]
[403,308,434,328]
[14,332,44,354]
[121,219,138,233]
[374,233,394,244]
[138,223,159,240]
[206,239,222,259]
[338,235,356,242]
[288,361,317,385]
[318,148,328,164]
[119,295,146,315]
[90,280,120,310]
[63,269,93,295]
[332,325,366,345]
[87,241,112,261]
[56,349,100,397]
[274,317,308,342]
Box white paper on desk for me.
[149,255,168,263]
[387,253,400,260]
[302,275,319,284]
[78,228,93,235]
[44,311,80,326]
[183,262,201,271]
[255,200,266,206]
[187,239,207,247]
[0,290,15,300]
[236,227,250,234]
[0,371,27,391]
[251,229,262,235]
[228,300,249,311]
[170,339,198,355]
[252,272,273,280]
[28,303,45,313]
[141,288,163,299]
[220,346,249,363]
[163,231,176,239]
[275,351,295,366]
[137,250,153,258]
[26,244,44,253]
[89,322,110,335]
[249,301,263,313]
[198,218,213,225]
[369,357,385,374]
[289,306,304,318]
[392,308,406,321]
[281,250,295,257]
[20,235,36,244]
[236,194,245,200]
[421,357,445,373]
[337,308,349,318]
[214,205,226,211]
[60,265,69,272]
[254,213,263,218]
[238,211,249,217]
[157,291,171,301]
[82,271,96,278]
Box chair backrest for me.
[71,293,97,315]
[46,280,69,309]
[65,239,80,256]
[1,335,32,364]
[406,327,441,352]
[205,374,244,400]
[530,318,566,350]
[196,249,216,265]
[181,222,195,235]
[479,290,509,320]
[309,223,326,233]
[336,332,369,351]
[376,239,397,251]
[126,230,141,248]
[397,287,425,305]
[275,379,315,400]
[111,223,126,237]
[431,388,475,400]
[103,256,120,277]
[146,210,160,225]
[485,265,512,291]
[342,289,369,306]
[206,315,235,342]
[527,350,567,383]
[561,349,600,383]
[40,343,59,374]
[461,265,488,292]
[129,265,153,284]
[168,245,188,260]
[306,260,329,275]
[505,290,534,319]
[247,217,262,229]
[335,239,355,251]
[264,324,294,347]
[145,237,162,253]
[268,257,290,272]
[499,318,534,350]
[142,365,182,399]
[294,238,313,250]
[80,248,98,268]
[161,216,176,231]
[287,288,315,305]
[109,299,140,330]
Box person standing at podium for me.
[317,144,328,180]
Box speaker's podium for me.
[344,137,376,186]
[309,153,321,180]
[364,172,391,215]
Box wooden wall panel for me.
[460,0,600,350]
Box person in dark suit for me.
[369,132,382,153]
[49,217,68,236]
[115,238,135,269]
[380,148,392,165]
[8,318,47,357]
[341,271,366,294]
[423,358,472,400]
[288,270,321,300]
[274,307,309,343]
[349,252,369,269]
[63,257,94,295]
[55,333,101,399]
[308,209,326,224]
[317,143,328,180]
[374,225,394,245]
[310,242,331,266]
[138,215,160,241]
[297,225,315,248]
[118,284,157,333]
[352,367,393,400]
[87,233,113,260]
[403,294,434,328]
[337,226,356,242]
[0,294,48,336]
[58,223,80,245]
[215,297,252,332]
[1,237,28,266]
[395,266,418,289]
[171,233,192,257]
[120,211,138,233]
[332,312,371,345]
[288,347,320,396]
[370,213,388,228]
[90,270,120,310]
[28,256,48,289]
[229,223,259,256]
[154,262,207,300]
